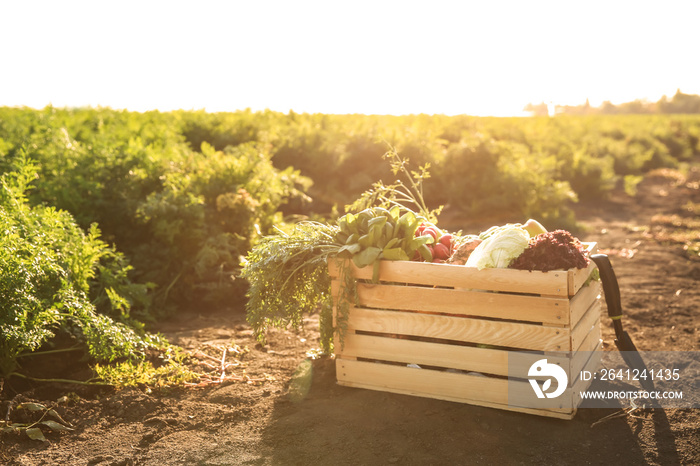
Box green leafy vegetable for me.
[466,225,530,269]
[241,222,344,353]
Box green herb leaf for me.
[382,247,410,261]
[352,247,381,268]
[25,427,48,442]
[40,420,74,431]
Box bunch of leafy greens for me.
[241,149,442,352]
[241,221,344,353]
[0,155,162,381]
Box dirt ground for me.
[2,166,699,466]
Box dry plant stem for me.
[197,361,219,370]
[590,409,631,427]
[182,345,257,388]
[16,346,83,358]
[182,373,268,388]
[628,411,655,422]
[8,372,114,387]
[219,347,227,383]
[590,406,654,428]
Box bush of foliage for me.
[0,156,159,379]
[0,107,310,314]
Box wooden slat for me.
[568,242,599,296]
[328,259,570,296]
[329,243,597,297]
[576,318,603,354]
[350,282,569,325]
[568,262,597,297]
[569,321,602,378]
[336,359,575,419]
[511,346,602,416]
[336,359,507,404]
[572,347,604,410]
[345,307,571,352]
[340,333,492,377]
[338,332,509,374]
[571,300,602,352]
[569,281,601,327]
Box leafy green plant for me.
[0,155,162,381]
[92,350,201,389]
[132,141,310,308]
[433,134,508,216]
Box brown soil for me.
[2,167,699,466]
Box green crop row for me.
[1,107,699,320]
[0,107,310,316]
[177,110,700,223]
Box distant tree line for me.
[525,90,700,116]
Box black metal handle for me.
[590,254,624,339]
[590,254,656,392]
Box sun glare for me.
[0,1,698,116]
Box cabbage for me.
[466,225,529,270]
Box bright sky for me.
[2,1,699,116]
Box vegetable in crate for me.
[522,218,548,237]
[336,206,438,281]
[509,230,589,272]
[412,222,454,263]
[447,236,482,265]
[465,224,530,270]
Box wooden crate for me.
[328,243,602,420]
